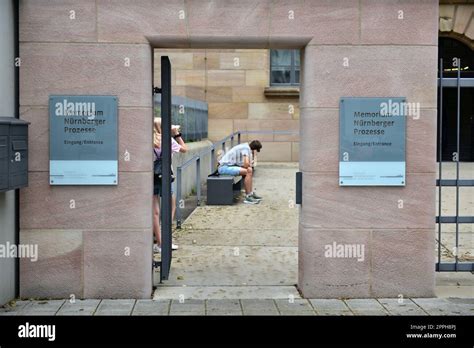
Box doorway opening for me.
[151,48,301,300]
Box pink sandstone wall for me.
[19,0,439,299]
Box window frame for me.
[269,49,300,86]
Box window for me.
[270,49,300,86]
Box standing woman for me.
[153,118,187,253]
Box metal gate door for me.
[160,56,173,281]
[436,58,474,272]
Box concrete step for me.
[153,285,301,300]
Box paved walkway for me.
[153,162,299,299]
[1,297,473,316]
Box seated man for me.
[218,140,263,205]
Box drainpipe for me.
[14,0,20,298]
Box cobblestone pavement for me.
[1,298,473,316]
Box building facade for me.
[155,1,474,162]
[0,0,18,306]
[0,0,472,303]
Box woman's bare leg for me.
[152,195,161,246]
[171,194,176,223]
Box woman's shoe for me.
[155,243,178,251]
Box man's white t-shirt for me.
[219,143,252,166]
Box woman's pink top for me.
[153,138,182,160]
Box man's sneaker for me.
[155,243,178,252]
[251,192,262,201]
[243,195,260,204]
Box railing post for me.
[198,110,202,141]
[184,110,188,142]
[195,107,198,141]
[455,57,461,271]
[196,157,201,206]
[176,167,182,229]
[211,147,215,172]
[231,135,234,148]
[438,58,443,268]
[238,131,241,144]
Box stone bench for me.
[206,175,242,205]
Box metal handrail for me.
[175,130,299,228]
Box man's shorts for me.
[218,165,242,176]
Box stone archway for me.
[437,35,474,161]
[439,3,474,49]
